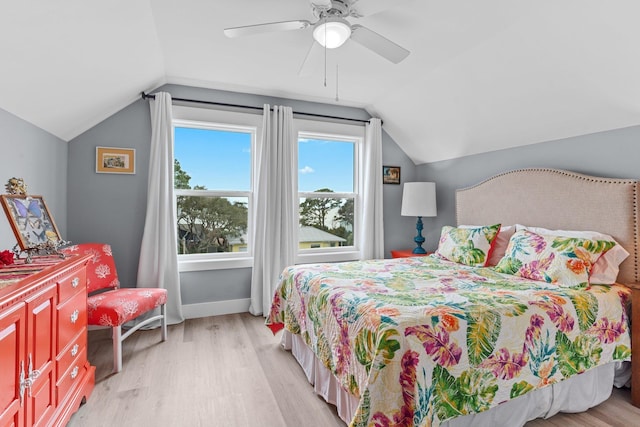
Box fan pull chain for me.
[323,17,327,88]
[335,64,339,102]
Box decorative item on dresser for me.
[0,254,94,427]
[0,177,71,263]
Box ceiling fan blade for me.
[310,0,332,8]
[224,20,311,38]
[350,0,412,17]
[350,24,410,63]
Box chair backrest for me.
[62,243,120,293]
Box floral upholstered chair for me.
[63,243,167,373]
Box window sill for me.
[178,250,361,273]
[296,250,361,265]
[178,256,253,272]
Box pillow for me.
[436,224,501,267]
[495,229,617,287]
[515,225,629,284]
[462,224,515,266]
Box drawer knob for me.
[71,344,79,357]
[70,366,79,379]
[70,309,79,324]
[71,277,80,288]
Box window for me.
[173,106,260,271]
[172,105,364,270]
[298,135,355,248]
[295,120,363,264]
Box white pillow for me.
[515,225,629,284]
[461,225,515,266]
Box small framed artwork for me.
[0,195,63,250]
[383,166,401,185]
[96,146,136,174]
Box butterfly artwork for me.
[0,194,63,251]
[13,198,42,220]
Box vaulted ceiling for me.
[1,0,638,164]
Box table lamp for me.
[401,182,437,254]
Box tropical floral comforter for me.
[266,255,631,427]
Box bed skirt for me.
[281,330,631,426]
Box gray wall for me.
[0,108,68,249]
[415,125,640,253]
[4,90,639,311]
[68,84,415,307]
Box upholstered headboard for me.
[456,168,640,284]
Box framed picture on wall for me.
[383,166,401,185]
[0,194,63,250]
[96,146,136,174]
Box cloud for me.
[299,166,315,174]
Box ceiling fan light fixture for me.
[313,18,351,49]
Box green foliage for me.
[510,381,534,399]
[174,159,248,254]
[299,188,342,230]
[568,291,598,331]
[355,328,400,374]
[613,344,631,360]
[174,159,192,189]
[432,365,498,421]
[299,188,354,245]
[555,331,602,377]
[551,237,616,254]
[351,389,371,427]
[494,257,522,275]
[466,307,501,366]
[177,196,247,254]
[452,240,486,266]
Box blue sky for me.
[175,127,354,193]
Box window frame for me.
[172,106,261,272]
[294,121,364,265]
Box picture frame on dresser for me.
[0,194,63,250]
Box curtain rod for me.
[141,92,376,125]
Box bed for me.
[266,168,640,426]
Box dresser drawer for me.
[57,291,87,352]
[57,328,86,381]
[58,268,86,303]
[56,347,87,406]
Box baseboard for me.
[181,298,251,319]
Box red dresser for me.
[0,254,94,427]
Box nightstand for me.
[391,249,433,258]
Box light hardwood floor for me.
[68,313,640,427]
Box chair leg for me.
[160,303,167,342]
[112,325,123,373]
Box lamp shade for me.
[401,182,437,217]
[313,18,351,49]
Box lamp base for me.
[412,216,427,254]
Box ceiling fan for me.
[223,0,410,64]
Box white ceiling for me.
[1,0,639,164]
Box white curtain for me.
[359,118,385,259]
[249,105,297,316]
[137,91,184,325]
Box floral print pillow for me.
[494,229,616,287]
[435,224,501,267]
